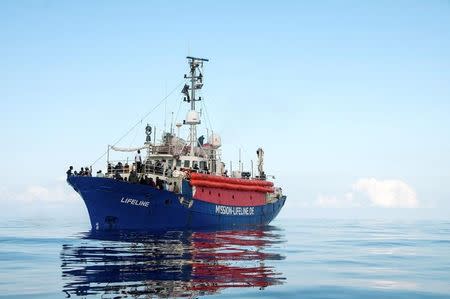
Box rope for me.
[201,99,213,132]
[90,81,184,167]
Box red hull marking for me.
[193,186,266,206]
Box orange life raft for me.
[189,173,274,193]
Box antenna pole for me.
[184,56,209,157]
[190,59,196,156]
[164,97,167,133]
[239,148,242,172]
[170,112,174,135]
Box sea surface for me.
[0,218,449,299]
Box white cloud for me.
[315,178,418,208]
[26,185,50,200]
[0,182,78,203]
[352,178,418,208]
[316,194,339,207]
[315,192,361,208]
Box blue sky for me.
[1,1,449,220]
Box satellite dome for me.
[185,110,200,125]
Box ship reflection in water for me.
[61,227,286,298]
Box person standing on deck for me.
[135,150,142,173]
[66,166,73,179]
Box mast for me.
[182,56,209,156]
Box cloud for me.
[315,192,360,208]
[0,181,87,220]
[352,178,418,208]
[315,194,339,207]
[315,178,418,208]
[0,181,78,203]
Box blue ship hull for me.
[67,176,286,231]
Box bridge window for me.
[176,160,181,167]
[184,160,190,168]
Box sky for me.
[1,0,449,221]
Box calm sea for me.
[0,218,449,299]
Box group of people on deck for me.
[66,150,183,192]
[108,162,130,174]
[66,166,92,178]
[106,150,167,175]
[66,165,180,193]
[112,169,179,192]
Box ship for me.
[67,56,286,230]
